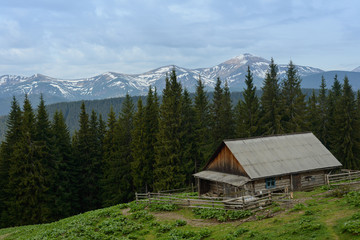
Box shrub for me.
[345,191,360,207]
[192,208,252,222]
[129,210,154,221]
[156,224,173,233]
[173,219,187,227]
[341,212,360,235]
[149,203,178,212]
[128,202,147,212]
[290,203,305,212]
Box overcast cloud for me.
[0,0,359,78]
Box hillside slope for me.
[0,187,359,240]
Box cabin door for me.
[292,174,301,191]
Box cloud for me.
[0,0,359,78]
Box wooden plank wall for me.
[300,170,325,190]
[206,146,248,176]
[253,176,291,193]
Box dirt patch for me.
[0,233,11,239]
[121,208,131,216]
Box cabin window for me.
[265,177,276,189]
[305,176,315,181]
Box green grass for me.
[1,186,360,239]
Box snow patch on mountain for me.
[0,53,324,102]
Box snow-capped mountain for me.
[352,66,360,72]
[0,53,323,105]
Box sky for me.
[0,0,359,79]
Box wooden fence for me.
[326,170,360,186]
[135,188,291,211]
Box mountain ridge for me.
[0,53,323,100]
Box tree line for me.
[0,58,359,227]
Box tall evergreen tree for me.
[327,75,342,151]
[34,95,58,221]
[180,89,197,185]
[235,66,260,138]
[332,76,360,169]
[210,77,224,149]
[306,90,320,134]
[86,110,103,209]
[142,87,159,191]
[281,61,307,132]
[116,93,135,202]
[194,77,211,169]
[0,97,22,227]
[131,98,147,192]
[317,76,328,146]
[101,106,121,206]
[52,110,77,218]
[8,96,49,225]
[221,80,235,138]
[154,69,185,191]
[260,58,283,135]
[72,102,92,212]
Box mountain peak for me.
[352,66,360,72]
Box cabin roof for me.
[193,170,250,187]
[205,132,342,180]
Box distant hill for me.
[302,71,360,89]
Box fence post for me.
[135,192,138,204]
[242,196,245,209]
[148,192,151,205]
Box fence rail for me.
[326,170,360,186]
[135,188,291,211]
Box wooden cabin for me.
[193,133,342,197]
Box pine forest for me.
[0,60,359,227]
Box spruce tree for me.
[235,66,260,138]
[332,76,360,169]
[306,90,320,134]
[194,77,211,169]
[281,61,307,133]
[154,69,185,191]
[260,58,283,135]
[86,110,103,209]
[101,106,121,206]
[116,93,134,202]
[142,87,159,191]
[72,102,92,212]
[180,89,197,185]
[131,98,147,192]
[317,76,328,146]
[327,75,342,151]
[52,110,77,218]
[34,95,58,221]
[221,80,235,138]
[8,95,49,225]
[210,77,224,149]
[0,97,22,227]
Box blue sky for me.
[0,0,359,78]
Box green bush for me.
[341,212,360,235]
[345,191,360,207]
[149,203,178,212]
[192,208,252,222]
[173,219,187,227]
[225,227,249,239]
[129,210,154,221]
[156,224,173,233]
[128,202,147,212]
[290,203,306,212]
